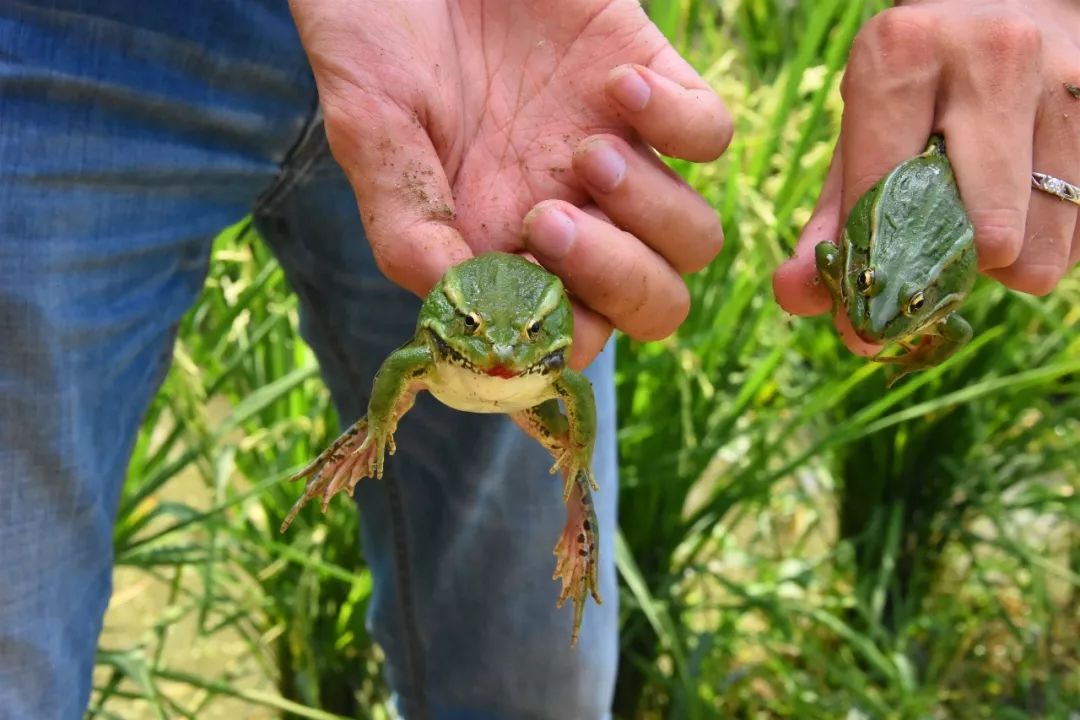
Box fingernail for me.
[609,65,651,112]
[525,203,576,260]
[579,140,626,193]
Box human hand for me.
[773,0,1080,356]
[289,0,732,368]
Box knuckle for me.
[602,254,685,340]
[999,262,1065,296]
[369,238,405,284]
[864,7,935,55]
[606,271,649,327]
[630,289,691,343]
[650,99,732,163]
[367,230,423,293]
[844,7,939,103]
[973,13,1041,61]
[970,208,1027,268]
[654,186,725,273]
[710,106,735,158]
[677,211,725,273]
[689,101,734,162]
[631,281,690,341]
[322,104,362,158]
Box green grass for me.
[92,1,1079,718]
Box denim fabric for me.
[0,2,618,719]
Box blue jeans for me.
[0,2,618,718]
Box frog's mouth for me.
[485,365,518,379]
[481,350,565,379]
[428,331,566,379]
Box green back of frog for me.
[843,136,978,342]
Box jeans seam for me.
[252,98,327,216]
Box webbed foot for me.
[549,445,599,502]
[552,470,602,646]
[279,418,394,532]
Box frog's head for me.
[839,135,976,344]
[418,253,573,378]
[844,260,960,344]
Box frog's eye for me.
[463,312,481,333]
[855,268,875,294]
[905,291,926,315]
[526,320,542,337]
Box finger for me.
[773,142,845,316]
[986,65,1079,295]
[571,134,723,273]
[522,200,689,340]
[834,312,882,358]
[606,59,732,162]
[935,10,1041,271]
[1073,219,1080,268]
[567,301,614,371]
[838,6,942,223]
[320,94,472,297]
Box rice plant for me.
[92,1,1079,718]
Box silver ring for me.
[1031,171,1080,207]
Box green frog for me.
[815,135,978,385]
[280,252,600,644]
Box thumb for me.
[772,142,844,316]
[322,94,472,297]
[772,140,883,357]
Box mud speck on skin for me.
[398,159,455,221]
[378,136,395,167]
[1066,82,1080,99]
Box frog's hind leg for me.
[280,385,421,532]
[513,400,601,646]
[552,472,602,645]
[875,314,973,387]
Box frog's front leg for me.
[814,239,844,305]
[280,342,432,532]
[878,312,973,387]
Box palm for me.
[405,0,668,251]
[294,0,727,359]
[298,0,665,254]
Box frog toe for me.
[552,476,602,645]
[280,418,388,530]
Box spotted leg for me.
[513,388,600,646]
[280,342,432,532]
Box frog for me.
[815,135,978,386]
[279,251,601,645]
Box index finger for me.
[838,7,942,222]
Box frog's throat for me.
[425,329,567,379]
